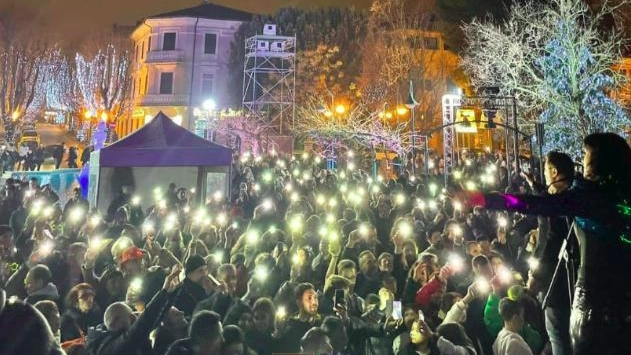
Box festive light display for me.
[294,99,412,160]
[462,0,629,156]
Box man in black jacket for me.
[276,282,322,353]
[174,255,209,317]
[86,265,182,355]
[526,152,576,355]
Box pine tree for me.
[536,14,628,156]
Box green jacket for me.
[484,293,543,354]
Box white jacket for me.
[493,328,533,355]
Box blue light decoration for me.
[77,121,108,199]
[535,19,629,158]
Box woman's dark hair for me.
[436,322,474,348]
[583,133,631,193]
[65,283,95,309]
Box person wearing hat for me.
[173,255,209,317]
[119,246,145,280]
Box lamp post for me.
[405,80,419,176]
[201,98,216,141]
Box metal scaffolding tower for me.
[242,24,296,135]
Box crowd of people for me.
[0,142,90,174]
[0,132,630,355]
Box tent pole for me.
[196,167,207,206]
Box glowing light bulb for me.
[90,236,103,250]
[498,266,513,284]
[276,306,287,318]
[328,198,337,208]
[291,254,300,265]
[262,199,273,211]
[213,251,223,263]
[289,216,303,231]
[254,266,269,281]
[528,257,540,271]
[448,254,464,272]
[216,213,227,225]
[398,222,413,238]
[70,208,84,222]
[130,278,143,293]
[476,277,490,293]
[246,230,259,244]
[39,240,54,256]
[90,215,101,227]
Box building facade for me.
[119,3,252,137]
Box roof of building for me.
[149,2,253,22]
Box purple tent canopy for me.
[98,112,232,167]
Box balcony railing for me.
[140,94,189,106]
[146,50,185,63]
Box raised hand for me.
[163,264,182,293]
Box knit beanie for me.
[185,255,207,275]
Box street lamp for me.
[203,99,216,111]
[335,104,346,115]
[405,80,420,175]
[196,98,218,141]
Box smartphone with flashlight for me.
[418,309,425,322]
[334,289,346,308]
[392,301,403,320]
[208,273,221,287]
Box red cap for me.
[120,246,144,264]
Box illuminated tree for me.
[462,0,630,155]
[214,113,277,154]
[359,0,465,128]
[294,99,412,159]
[0,4,50,122]
[42,49,81,112]
[75,30,132,120]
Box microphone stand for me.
[542,219,575,310]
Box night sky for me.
[0,0,372,41]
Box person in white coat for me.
[493,298,533,355]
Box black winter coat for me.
[60,305,102,342]
[86,289,173,355]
